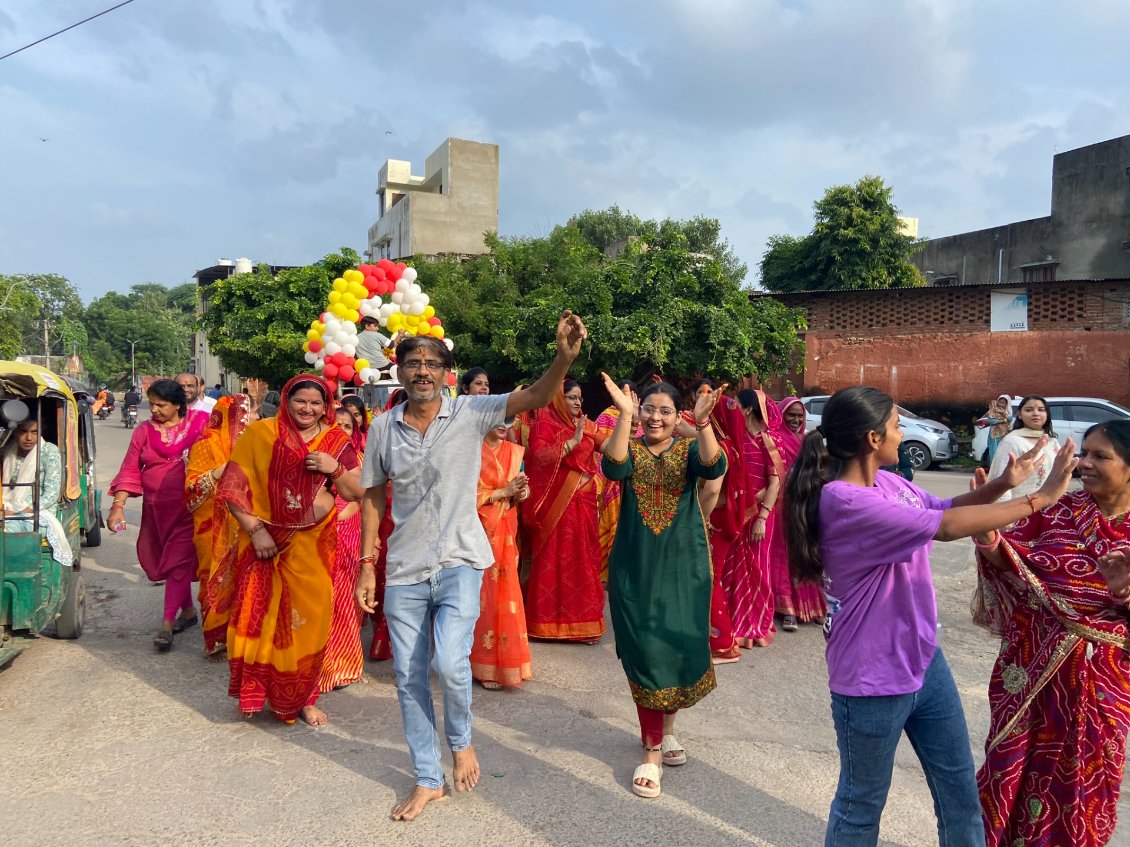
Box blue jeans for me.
[384,566,483,790]
[826,649,985,847]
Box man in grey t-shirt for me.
[356,311,589,821]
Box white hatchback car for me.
[972,396,1130,463]
[800,395,958,471]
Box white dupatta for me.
[2,438,74,566]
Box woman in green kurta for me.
[601,376,728,799]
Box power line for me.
[0,0,139,63]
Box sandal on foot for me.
[172,615,199,634]
[712,645,741,665]
[631,762,662,798]
[153,630,174,651]
[660,735,687,766]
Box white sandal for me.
[631,762,662,798]
[660,734,687,766]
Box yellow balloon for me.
[351,283,366,299]
[403,326,416,336]
[433,325,445,340]
[423,305,435,319]
[348,309,360,323]
[355,358,370,371]
[328,291,342,304]
[344,269,363,284]
[303,341,311,352]
[406,315,420,327]
[306,329,320,342]
[333,277,347,292]
[331,303,346,318]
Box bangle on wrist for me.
[1024,493,1040,515]
[973,532,1001,551]
[694,420,709,431]
[358,555,378,566]
[330,462,346,480]
[1111,585,1130,601]
[247,519,265,536]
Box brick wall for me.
[761,280,1130,406]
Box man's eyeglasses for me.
[401,359,447,373]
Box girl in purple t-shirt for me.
[784,386,1076,847]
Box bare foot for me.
[452,747,480,792]
[390,785,447,821]
[299,705,328,726]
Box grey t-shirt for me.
[362,393,511,586]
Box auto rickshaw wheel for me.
[82,519,102,548]
[55,570,85,639]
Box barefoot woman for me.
[217,376,361,725]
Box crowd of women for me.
[101,366,1130,845]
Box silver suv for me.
[972,396,1130,463]
[801,395,958,471]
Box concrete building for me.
[367,138,499,261]
[191,258,294,389]
[914,134,1130,285]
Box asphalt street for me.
[1,419,1125,847]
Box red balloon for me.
[364,276,379,291]
[396,262,407,271]
[373,268,386,281]
[320,312,329,322]
[427,317,440,326]
[387,266,402,281]
[445,372,456,387]
[358,264,373,275]
[322,363,339,380]
[339,365,355,381]
[377,258,394,271]
[353,374,363,386]
[309,340,323,352]
[336,352,350,366]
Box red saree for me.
[185,395,252,654]
[471,438,533,686]
[974,491,1130,847]
[718,392,786,647]
[523,390,608,642]
[772,397,827,623]
[216,376,358,721]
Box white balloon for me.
[395,279,409,293]
[331,332,347,345]
[443,338,454,350]
[401,267,417,283]
[304,351,318,364]
[359,367,375,383]
[409,283,421,297]
[389,364,398,381]
[417,293,429,307]
[391,291,404,305]
[325,317,341,332]
[314,359,326,370]
[325,341,342,356]
[409,302,425,316]
[342,343,356,357]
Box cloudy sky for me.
[3,0,1129,300]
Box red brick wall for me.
[761,281,1130,406]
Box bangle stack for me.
[694,420,710,431]
[358,555,378,567]
[247,519,266,536]
[973,532,1001,551]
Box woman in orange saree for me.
[471,425,533,688]
[185,394,254,657]
[523,380,608,642]
[216,376,361,725]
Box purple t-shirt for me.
[818,471,951,697]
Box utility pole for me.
[126,338,139,388]
[43,317,51,372]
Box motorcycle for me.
[96,399,114,420]
[123,404,138,429]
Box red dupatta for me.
[217,375,355,533]
[524,387,607,558]
[775,397,805,468]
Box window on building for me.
[1021,264,1056,283]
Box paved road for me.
[0,422,1124,846]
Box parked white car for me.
[800,395,958,470]
[971,396,1130,463]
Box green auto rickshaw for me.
[0,361,100,666]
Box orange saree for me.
[216,376,357,721]
[185,395,252,655]
[522,391,608,642]
[471,438,532,686]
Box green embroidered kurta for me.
[602,438,727,710]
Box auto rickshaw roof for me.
[0,361,77,403]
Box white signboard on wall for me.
[990,288,1028,332]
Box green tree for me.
[5,273,85,358]
[417,221,803,387]
[760,176,924,292]
[83,284,194,384]
[201,248,361,386]
[0,276,41,359]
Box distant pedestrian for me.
[355,311,588,821]
[786,385,1073,846]
[980,394,1012,465]
[177,373,216,414]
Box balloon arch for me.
[301,258,452,394]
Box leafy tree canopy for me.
[760,176,924,293]
[417,216,803,387]
[0,276,42,360]
[201,248,360,387]
[84,283,194,384]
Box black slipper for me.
[172,615,199,634]
[154,630,174,651]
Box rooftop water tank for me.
[216,258,234,266]
[234,257,253,275]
